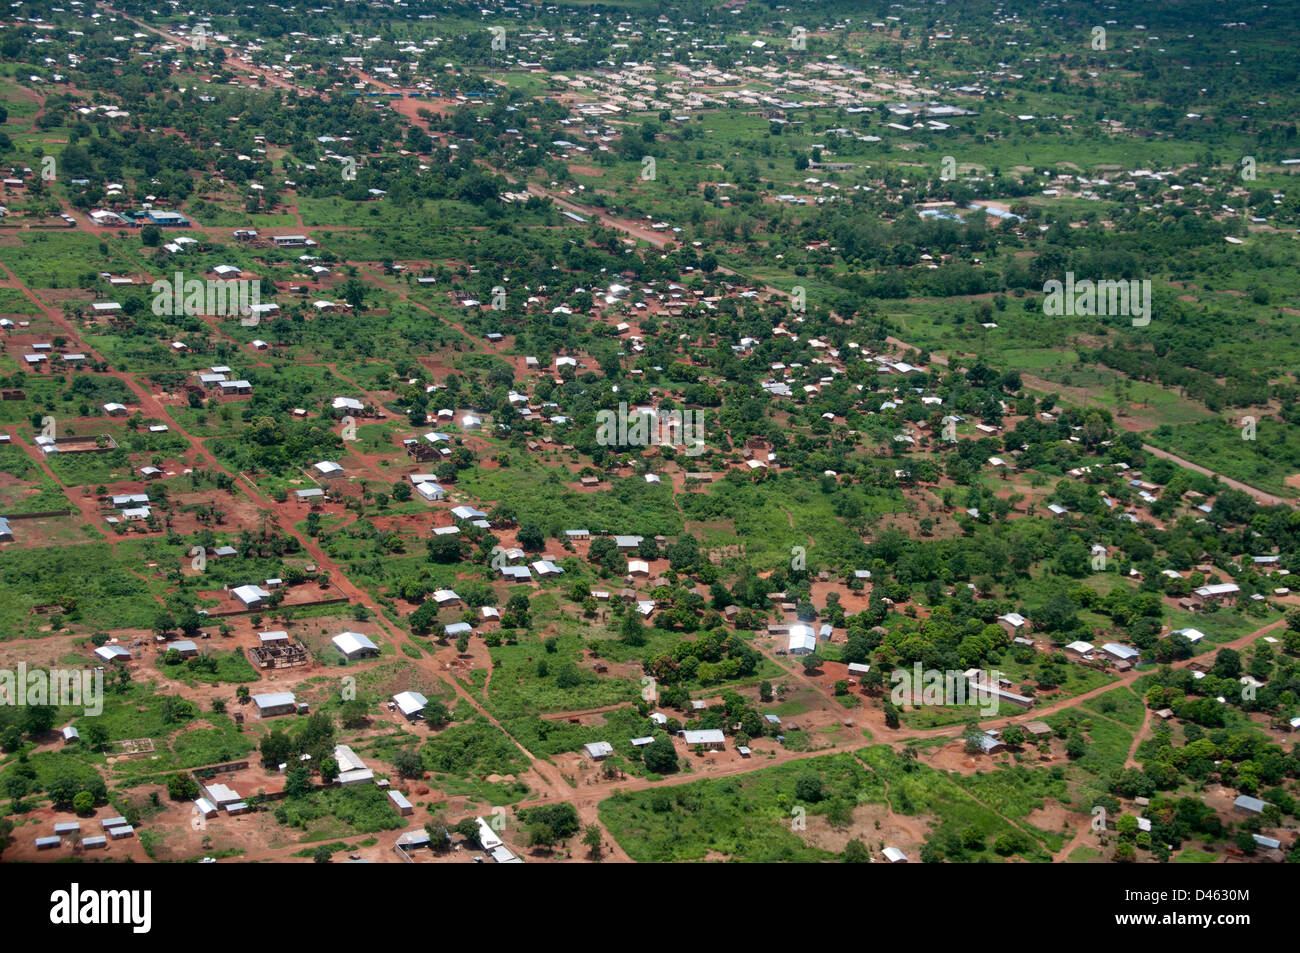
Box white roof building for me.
[1101,643,1140,661]
[392,691,428,718]
[787,626,817,655]
[232,584,270,608]
[1195,583,1240,599]
[476,817,503,851]
[252,692,296,715]
[333,631,379,658]
[415,481,446,501]
[333,743,373,784]
[681,729,725,746]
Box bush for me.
[993,832,1025,856]
[794,774,824,804]
[842,839,871,863]
[394,748,422,778]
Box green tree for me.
[285,764,313,797]
[260,728,293,768]
[582,823,603,859]
[526,822,557,851]
[1065,732,1087,759]
[340,698,370,729]
[166,772,199,800]
[883,703,901,729]
[842,839,871,863]
[425,815,452,852]
[341,277,368,313]
[454,818,479,843]
[620,611,647,646]
[642,735,678,773]
[517,523,545,551]
[20,705,57,737]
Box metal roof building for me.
[787,626,817,655]
[1234,795,1269,814]
[388,790,413,815]
[476,817,504,851]
[1101,642,1140,661]
[204,783,240,807]
[583,741,614,760]
[252,692,297,716]
[392,691,428,718]
[396,830,431,850]
[232,584,271,607]
[681,729,725,748]
[333,631,379,659]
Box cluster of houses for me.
[35,815,135,852]
[584,724,729,763]
[14,338,95,371]
[195,365,253,397]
